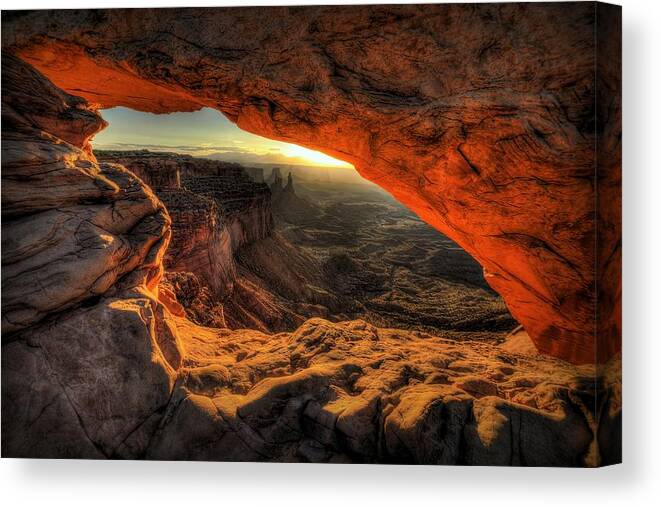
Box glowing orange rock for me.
[2,3,621,363]
[158,285,186,318]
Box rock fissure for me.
[38,342,110,458]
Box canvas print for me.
[0,2,621,466]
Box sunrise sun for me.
[282,143,353,168]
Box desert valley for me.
[96,150,515,341]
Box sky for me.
[92,107,354,168]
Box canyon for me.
[94,151,515,340]
[1,3,620,465]
[96,151,272,305]
[2,3,621,363]
[265,169,517,338]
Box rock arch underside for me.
[1,4,621,464]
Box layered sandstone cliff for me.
[2,3,621,363]
[1,54,171,335]
[1,53,180,458]
[96,151,272,300]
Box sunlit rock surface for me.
[2,290,621,465]
[3,3,621,362]
[147,316,619,466]
[1,4,621,464]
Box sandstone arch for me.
[2,3,620,363]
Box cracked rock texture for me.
[1,4,621,464]
[3,3,621,363]
[1,53,171,334]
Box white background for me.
[1,0,659,505]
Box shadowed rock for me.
[1,53,171,334]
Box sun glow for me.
[93,107,355,169]
[280,144,353,168]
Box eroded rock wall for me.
[2,3,622,362]
[160,189,236,298]
[1,53,171,334]
[181,168,273,250]
[1,53,181,458]
[96,151,273,299]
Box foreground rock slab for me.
[2,289,177,458]
[152,317,619,466]
[2,303,621,465]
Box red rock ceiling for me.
[2,4,621,363]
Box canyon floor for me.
[218,171,516,342]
